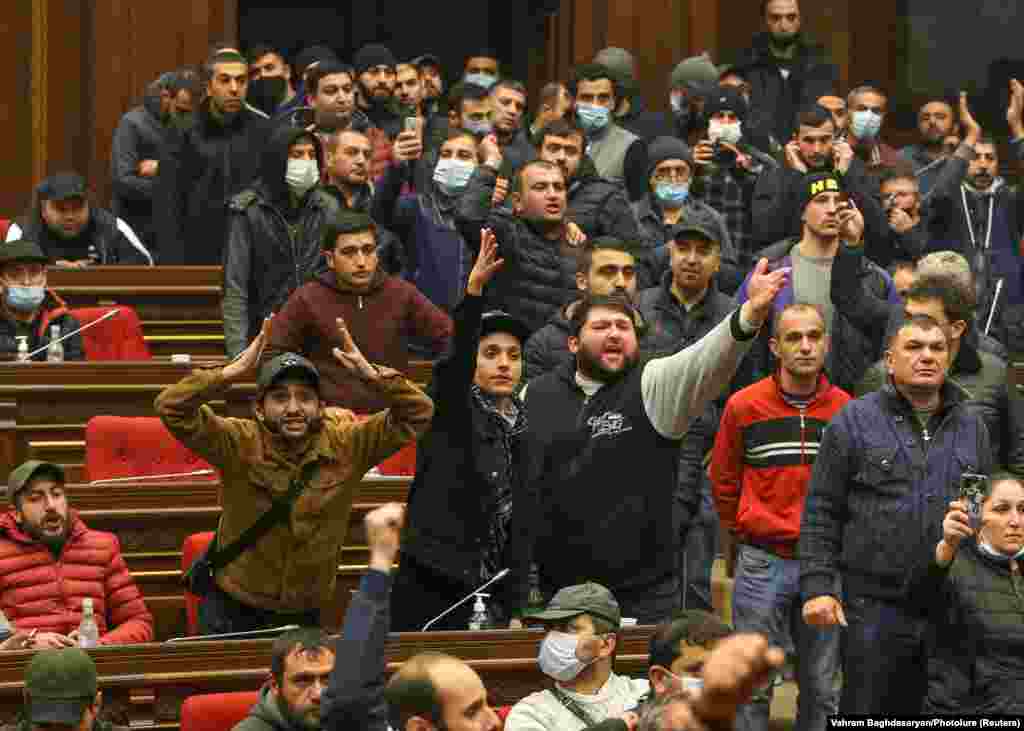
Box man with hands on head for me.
[798,313,992,714]
[155,315,434,634]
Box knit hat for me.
[704,87,748,122]
[646,136,693,178]
[795,171,844,212]
[593,47,636,82]
[353,44,396,75]
[669,53,719,90]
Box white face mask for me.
[286,158,319,195]
[665,670,704,695]
[538,631,593,682]
[708,119,742,145]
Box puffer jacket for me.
[455,166,580,334]
[799,380,993,604]
[736,238,898,394]
[17,206,152,266]
[856,336,1024,475]
[637,272,735,357]
[632,195,741,294]
[524,300,576,381]
[909,543,1024,714]
[155,368,434,612]
[0,512,153,643]
[222,125,341,357]
[566,157,640,244]
[0,290,84,362]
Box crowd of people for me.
[2,0,1024,726]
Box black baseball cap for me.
[257,353,320,393]
[412,53,441,69]
[37,172,88,202]
[670,222,721,245]
[480,310,530,345]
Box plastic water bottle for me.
[15,337,29,362]
[0,609,12,642]
[77,598,99,648]
[468,593,491,631]
[46,325,64,362]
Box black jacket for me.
[155,98,272,264]
[524,299,575,381]
[799,380,992,603]
[908,544,1024,715]
[566,157,641,243]
[400,295,530,615]
[734,32,837,144]
[455,166,579,334]
[17,206,151,266]
[222,126,341,357]
[0,290,84,362]
[636,273,736,357]
[110,87,171,248]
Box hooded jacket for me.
[0,289,84,361]
[155,97,272,264]
[110,83,172,247]
[263,270,452,413]
[233,688,296,731]
[17,205,152,266]
[0,511,153,643]
[222,126,341,357]
[734,32,837,144]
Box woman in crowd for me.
[911,473,1024,714]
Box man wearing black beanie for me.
[353,43,401,131]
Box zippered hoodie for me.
[710,373,850,557]
[263,270,452,412]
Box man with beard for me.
[752,104,888,250]
[248,44,300,119]
[304,61,357,135]
[815,94,848,139]
[733,0,836,145]
[0,460,153,646]
[901,99,959,196]
[518,254,787,624]
[156,318,434,632]
[13,173,153,265]
[155,50,272,264]
[928,88,1024,307]
[395,63,425,118]
[352,44,400,180]
[710,303,848,731]
[412,54,444,116]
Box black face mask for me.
[247,77,288,115]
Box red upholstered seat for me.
[68,305,151,361]
[181,692,259,731]
[182,532,216,635]
[85,416,217,483]
[352,414,417,475]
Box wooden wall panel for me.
[0,1,34,216]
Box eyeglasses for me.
[652,168,690,183]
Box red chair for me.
[85,416,217,483]
[182,532,216,635]
[180,692,259,731]
[68,305,151,361]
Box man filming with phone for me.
[799,312,993,715]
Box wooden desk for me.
[0,361,434,481]
[48,266,225,358]
[0,627,656,724]
[65,476,410,639]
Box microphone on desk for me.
[164,624,301,643]
[421,568,510,632]
[26,307,121,359]
[89,469,216,485]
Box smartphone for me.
[959,473,987,531]
[404,116,421,134]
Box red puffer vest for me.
[0,511,153,643]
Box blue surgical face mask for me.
[655,182,690,207]
[464,72,498,90]
[576,103,611,134]
[433,158,476,195]
[5,286,45,312]
[851,110,882,140]
[464,118,493,137]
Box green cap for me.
[0,239,49,267]
[25,649,98,725]
[523,582,621,627]
[7,460,64,502]
[257,352,320,393]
